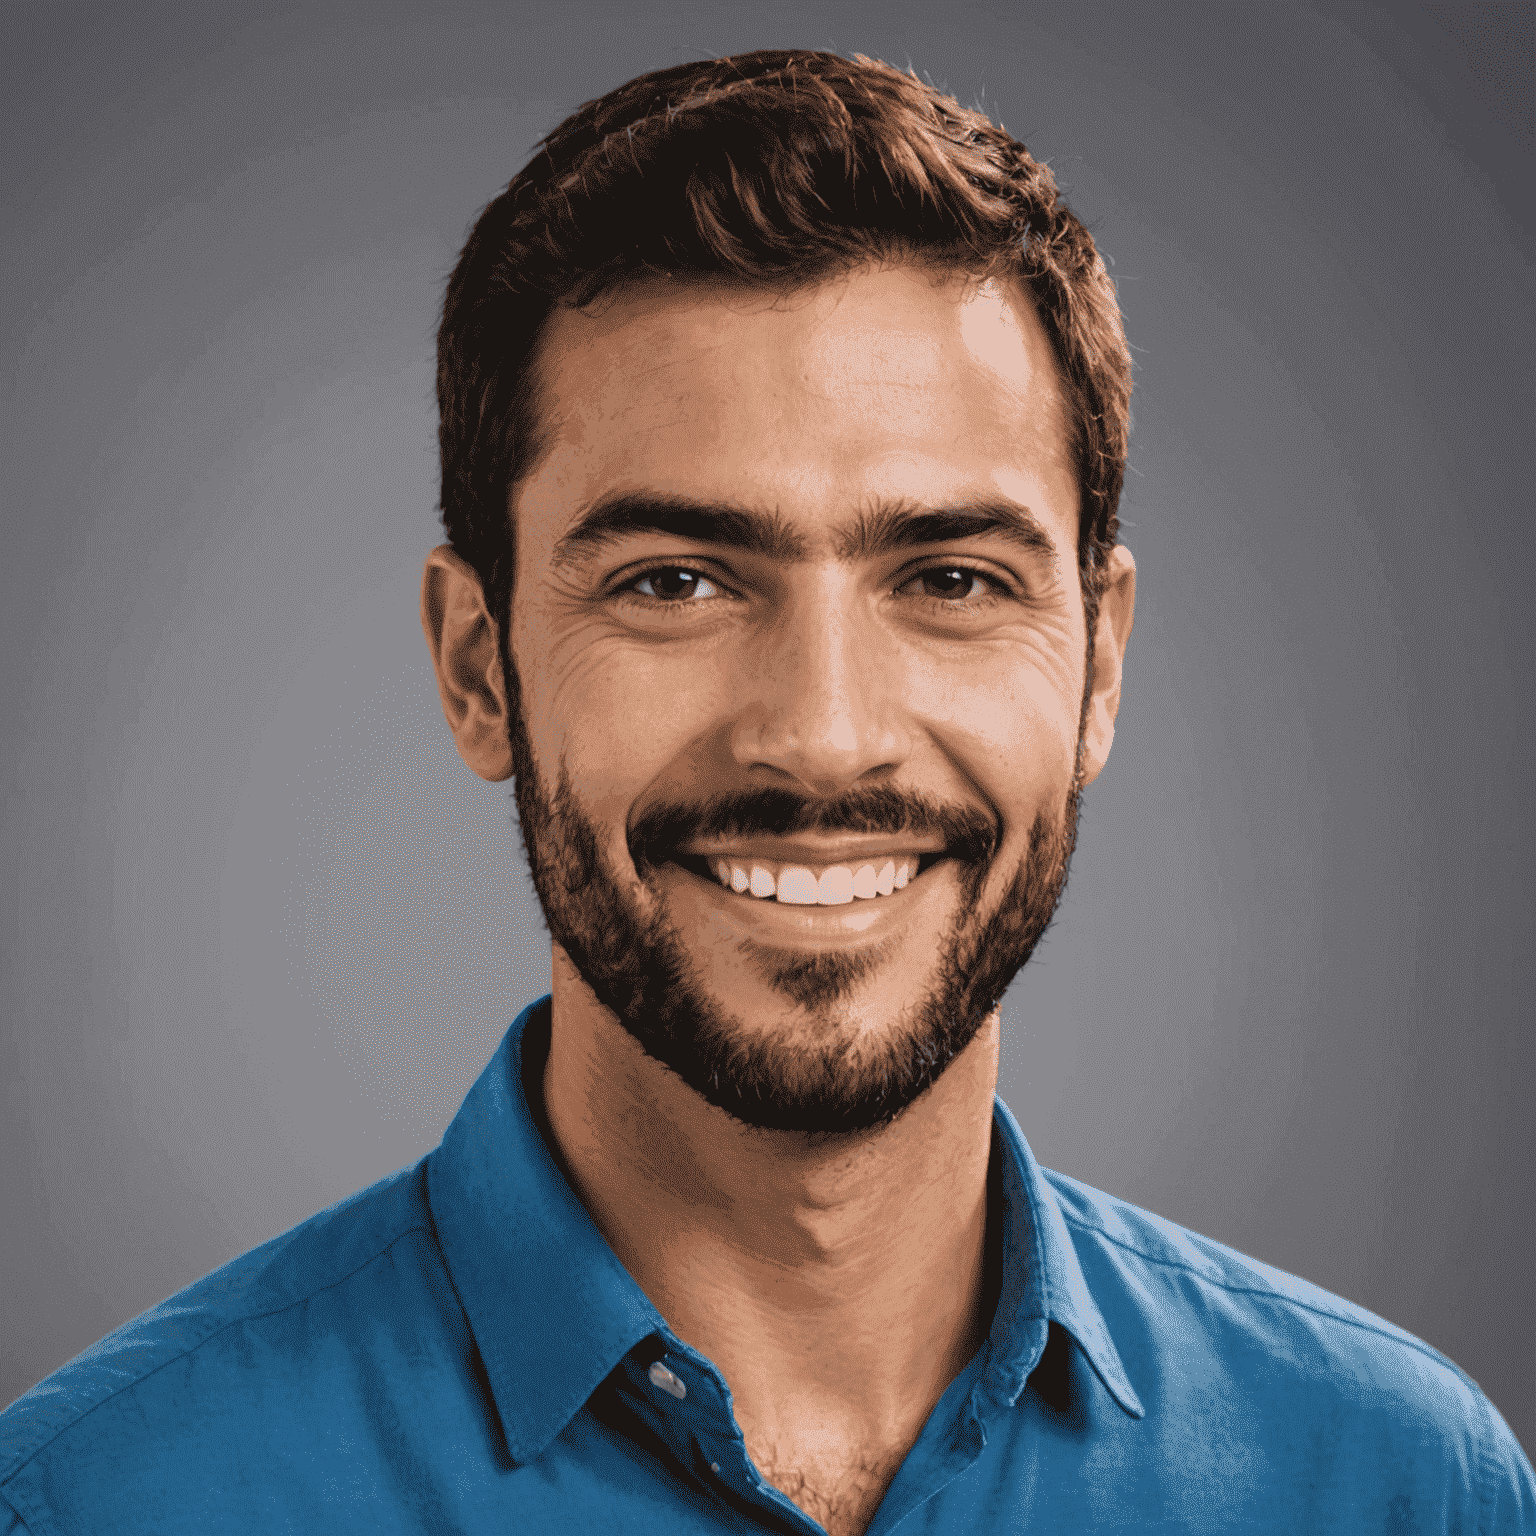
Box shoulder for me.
[1,1159,439,1492]
[1043,1167,1535,1522]
[1045,1165,1458,1372]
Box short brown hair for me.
[437,49,1131,637]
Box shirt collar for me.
[427,996,665,1465]
[428,997,1142,1467]
[985,1095,1145,1419]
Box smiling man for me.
[2,48,1531,1536]
[468,261,1098,1140]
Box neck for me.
[539,948,1001,1443]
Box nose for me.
[730,577,912,797]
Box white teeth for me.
[707,855,920,903]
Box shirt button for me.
[711,1462,721,1474]
[648,1360,687,1399]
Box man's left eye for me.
[632,568,720,600]
[898,567,994,601]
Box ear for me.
[420,545,514,782]
[1078,544,1137,787]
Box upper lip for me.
[675,835,948,864]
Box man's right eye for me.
[630,568,720,601]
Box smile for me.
[716,855,908,903]
[668,849,947,906]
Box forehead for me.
[520,263,1078,550]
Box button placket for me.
[639,1339,805,1519]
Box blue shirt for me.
[3,996,1531,1533]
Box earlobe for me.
[420,545,515,782]
[1078,544,1137,787]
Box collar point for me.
[1101,1369,1147,1420]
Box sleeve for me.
[1477,1391,1536,1535]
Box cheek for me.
[925,659,1081,799]
[907,597,1084,736]
[517,621,733,815]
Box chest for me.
[743,1425,911,1536]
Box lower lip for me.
[654,856,957,947]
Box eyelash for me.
[893,566,1012,607]
[623,567,728,603]
[615,562,1017,613]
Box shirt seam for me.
[1060,1212,1479,1388]
[1473,1382,1497,1535]
[0,1225,431,1488]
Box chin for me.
[514,743,1078,1134]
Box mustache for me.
[628,784,998,872]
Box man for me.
[2,48,1530,1536]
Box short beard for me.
[503,664,1082,1135]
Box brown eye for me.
[633,568,719,600]
[900,567,989,600]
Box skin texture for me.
[422,264,1136,1536]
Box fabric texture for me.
[3,996,1532,1533]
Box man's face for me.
[506,264,1107,1134]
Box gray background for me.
[3,0,1531,1457]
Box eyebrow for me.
[552,492,808,567]
[833,500,1060,562]
[550,490,1061,569]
